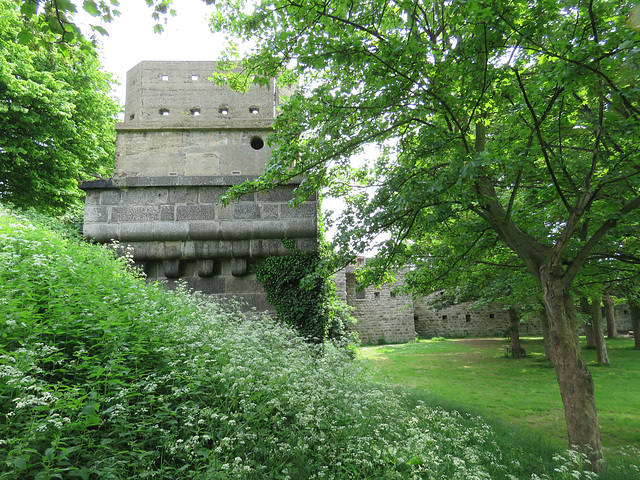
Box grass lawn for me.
[358,336,640,458]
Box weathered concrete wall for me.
[115,61,288,178]
[81,61,315,310]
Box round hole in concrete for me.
[159,108,169,116]
[250,106,259,114]
[250,136,264,150]
[190,108,201,116]
[219,106,229,115]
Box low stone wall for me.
[336,268,415,344]
[413,298,544,338]
[337,263,634,343]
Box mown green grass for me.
[358,337,640,460]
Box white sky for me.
[83,0,224,105]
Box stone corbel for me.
[231,258,248,277]
[163,259,181,278]
[197,259,216,278]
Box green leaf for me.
[12,456,27,470]
[83,0,101,16]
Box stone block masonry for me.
[81,61,316,310]
[335,260,633,344]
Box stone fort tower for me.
[81,61,318,310]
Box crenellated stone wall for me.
[336,264,415,344]
[336,260,634,344]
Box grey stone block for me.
[256,185,297,202]
[119,222,155,241]
[196,259,216,277]
[231,258,248,277]
[168,187,198,204]
[260,204,279,219]
[215,204,233,220]
[101,190,122,205]
[284,218,317,239]
[219,221,252,240]
[253,221,285,239]
[163,259,181,278]
[197,187,227,204]
[188,222,220,240]
[111,205,159,222]
[280,202,317,218]
[83,223,119,242]
[233,203,261,219]
[224,275,264,293]
[84,205,109,223]
[251,239,289,257]
[122,187,168,205]
[160,204,175,221]
[296,238,319,253]
[161,241,183,259]
[84,191,100,205]
[188,277,226,294]
[176,204,215,221]
[154,222,189,240]
[194,240,233,258]
[232,240,250,258]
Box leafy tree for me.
[210,0,640,469]
[395,212,538,357]
[0,0,119,215]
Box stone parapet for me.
[82,181,317,258]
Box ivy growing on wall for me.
[256,238,355,344]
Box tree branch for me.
[564,195,640,282]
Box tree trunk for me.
[539,308,552,361]
[590,296,610,365]
[603,291,618,338]
[580,297,596,349]
[628,298,640,350]
[541,274,603,471]
[507,307,523,357]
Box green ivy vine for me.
[256,238,355,344]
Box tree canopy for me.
[1,0,119,215]
[210,0,640,468]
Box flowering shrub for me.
[0,207,615,479]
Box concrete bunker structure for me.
[81,61,317,310]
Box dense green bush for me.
[0,207,610,479]
[255,239,356,344]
